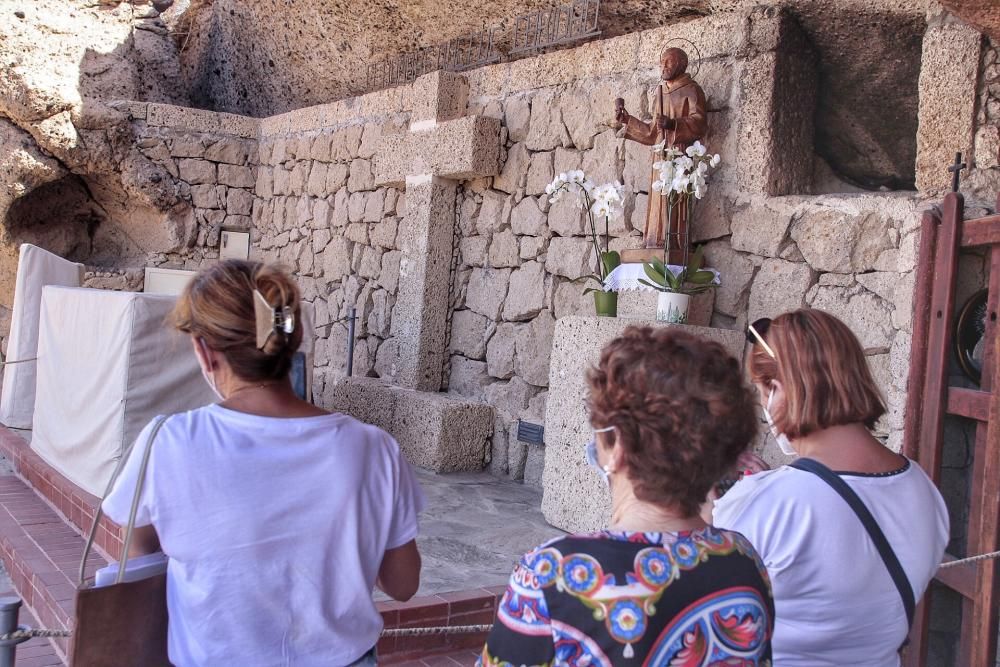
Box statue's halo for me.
[660,37,703,79]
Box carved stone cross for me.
[373,71,501,391]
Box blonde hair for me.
[172,260,302,382]
[749,309,886,440]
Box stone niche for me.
[541,315,746,533]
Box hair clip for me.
[253,289,295,350]
[747,322,776,359]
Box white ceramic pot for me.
[656,291,691,324]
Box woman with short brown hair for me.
[713,308,948,667]
[103,260,424,667]
[479,326,774,665]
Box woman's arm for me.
[376,539,421,602]
[127,525,162,557]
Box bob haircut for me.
[749,309,886,440]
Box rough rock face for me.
[940,0,1000,39]
[0,0,189,301]
[177,0,929,189]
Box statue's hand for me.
[615,106,630,124]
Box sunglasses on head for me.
[745,317,776,359]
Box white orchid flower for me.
[652,180,666,193]
[696,161,709,176]
[710,154,721,168]
[686,141,707,158]
[568,170,585,185]
[674,156,694,173]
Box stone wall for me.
[253,120,411,403]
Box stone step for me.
[0,426,499,663]
[0,472,107,665]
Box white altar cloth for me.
[604,262,721,292]
[0,245,84,429]
[31,286,216,496]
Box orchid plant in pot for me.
[545,171,624,317]
[643,140,721,323]
[639,245,717,324]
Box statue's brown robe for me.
[624,75,707,251]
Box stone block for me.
[478,191,512,234]
[541,316,745,532]
[505,96,531,143]
[975,125,1000,170]
[511,196,548,237]
[494,142,528,194]
[489,229,520,268]
[205,139,249,165]
[526,151,554,196]
[385,176,457,390]
[791,210,895,273]
[520,236,546,260]
[734,13,816,195]
[545,237,594,279]
[327,377,493,472]
[448,356,493,399]
[226,188,253,216]
[460,236,489,267]
[503,261,546,322]
[177,158,216,185]
[748,258,816,321]
[731,201,792,257]
[514,310,556,387]
[465,267,511,321]
[486,322,517,379]
[526,89,570,151]
[348,159,376,192]
[548,194,586,236]
[411,70,470,125]
[190,184,219,209]
[703,240,755,319]
[373,116,502,188]
[915,23,981,193]
[450,309,493,360]
[581,130,623,186]
[218,164,255,188]
[808,284,894,352]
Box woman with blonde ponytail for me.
[103,260,424,667]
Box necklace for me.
[224,381,281,398]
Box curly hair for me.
[586,326,759,517]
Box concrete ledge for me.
[328,378,494,472]
[541,316,745,533]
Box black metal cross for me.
[949,152,967,193]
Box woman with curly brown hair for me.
[713,309,948,666]
[102,260,424,667]
[478,326,774,666]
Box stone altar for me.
[541,315,745,533]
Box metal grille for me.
[367,28,501,92]
[510,0,601,56]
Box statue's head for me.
[660,47,688,80]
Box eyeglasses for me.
[745,317,776,359]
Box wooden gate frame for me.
[903,192,1000,667]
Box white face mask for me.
[584,426,616,488]
[764,387,796,456]
[197,338,224,402]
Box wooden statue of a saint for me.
[615,46,707,263]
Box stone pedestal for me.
[541,315,745,533]
[328,377,495,472]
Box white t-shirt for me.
[713,458,948,667]
[103,405,425,667]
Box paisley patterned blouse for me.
[478,528,773,667]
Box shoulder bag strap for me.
[789,458,915,633]
[79,416,169,586]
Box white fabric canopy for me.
[32,287,216,496]
[0,245,84,429]
[604,262,721,292]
